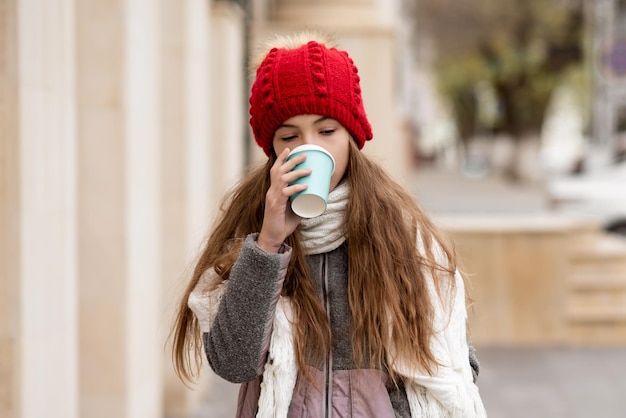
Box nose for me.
[301,131,317,146]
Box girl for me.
[171,31,487,418]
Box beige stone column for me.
[254,0,409,182]
[76,0,162,417]
[160,0,213,415]
[1,0,78,417]
[272,0,378,26]
[340,33,406,181]
[161,2,248,415]
[211,1,246,196]
[1,3,22,416]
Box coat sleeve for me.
[468,339,480,383]
[188,233,291,383]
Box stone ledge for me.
[435,213,600,234]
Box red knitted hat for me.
[249,41,373,156]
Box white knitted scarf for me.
[190,181,487,418]
[299,180,349,255]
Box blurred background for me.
[2,0,626,417]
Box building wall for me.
[1,1,78,417]
[0,0,408,416]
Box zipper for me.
[321,254,332,418]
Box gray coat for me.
[205,234,480,418]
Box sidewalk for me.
[408,167,549,215]
[478,347,626,418]
[190,372,238,418]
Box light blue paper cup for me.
[287,144,336,218]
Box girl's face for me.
[272,114,350,191]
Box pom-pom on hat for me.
[249,36,373,156]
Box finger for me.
[279,147,291,159]
[281,167,312,184]
[275,147,293,166]
[270,148,300,177]
[270,148,292,171]
[281,183,308,198]
[278,153,307,174]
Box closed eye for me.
[320,129,336,135]
[281,135,298,141]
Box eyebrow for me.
[277,116,332,129]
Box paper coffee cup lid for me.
[288,144,335,171]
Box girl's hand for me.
[257,147,311,253]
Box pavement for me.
[476,346,626,418]
[193,372,239,418]
[185,167,626,418]
[408,166,550,215]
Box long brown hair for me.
[170,140,458,385]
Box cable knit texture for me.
[299,181,349,255]
[249,41,373,156]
